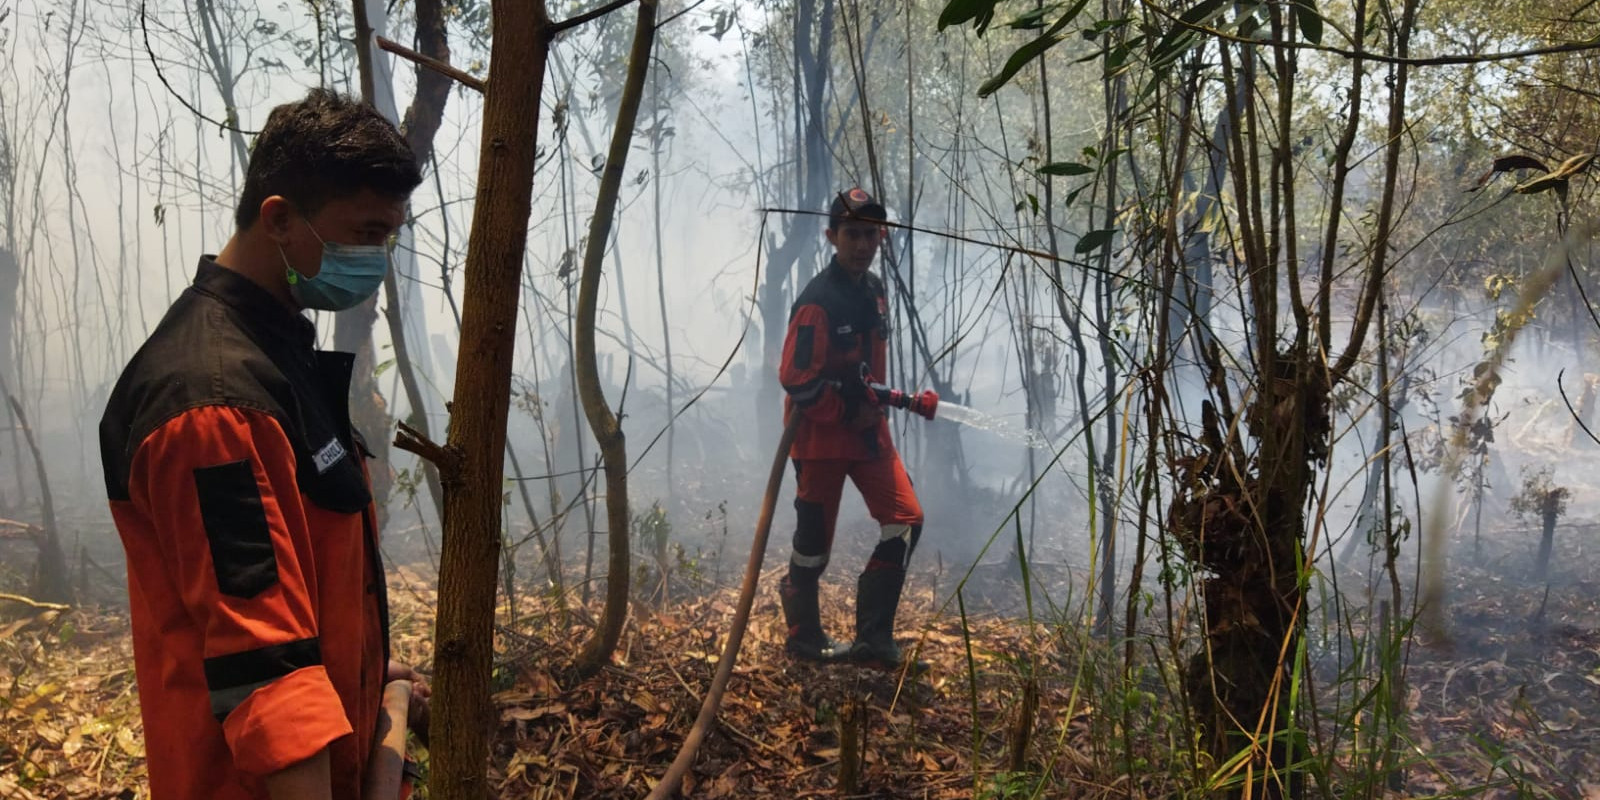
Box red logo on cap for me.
[849,188,870,203]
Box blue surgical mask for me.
[280,220,390,311]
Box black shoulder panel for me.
[99,291,297,502]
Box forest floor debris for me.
[4,528,1600,798]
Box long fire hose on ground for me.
[647,376,936,799]
[645,415,798,800]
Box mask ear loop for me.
[282,213,327,286]
[279,245,302,286]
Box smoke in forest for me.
[0,0,1596,628]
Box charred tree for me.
[379,0,453,520]
[756,0,835,447]
[340,0,396,530]
[1160,0,1409,794]
[4,387,69,604]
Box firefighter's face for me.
[262,189,407,279]
[826,220,885,274]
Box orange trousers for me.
[787,452,924,580]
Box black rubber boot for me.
[850,568,929,676]
[781,574,847,662]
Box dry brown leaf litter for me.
[5,538,1600,798]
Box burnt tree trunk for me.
[396,2,552,796]
[1171,0,1409,792]
[380,0,453,520]
[0,247,18,513]
[572,0,658,677]
[343,0,394,531]
[5,389,69,604]
[1535,487,1568,581]
[756,0,833,448]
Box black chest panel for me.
[792,264,889,368]
[279,349,372,516]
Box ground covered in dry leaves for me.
[5,530,1600,798]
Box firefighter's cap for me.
[828,188,887,228]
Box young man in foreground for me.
[100,89,426,800]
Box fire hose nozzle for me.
[860,365,937,420]
[867,385,939,421]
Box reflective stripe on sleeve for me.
[203,637,323,721]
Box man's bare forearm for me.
[264,748,333,800]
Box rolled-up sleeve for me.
[128,405,351,776]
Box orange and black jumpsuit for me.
[99,258,389,800]
[779,258,923,644]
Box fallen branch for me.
[0,591,71,612]
[0,518,41,539]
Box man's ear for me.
[258,196,296,245]
[878,226,888,242]
[824,226,839,249]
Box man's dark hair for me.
[234,89,422,229]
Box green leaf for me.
[1290,0,1323,44]
[375,358,396,377]
[1075,228,1117,254]
[975,0,1089,97]
[978,32,1067,97]
[938,0,997,34]
[1149,0,1228,66]
[1040,161,1095,177]
[1007,4,1055,30]
[1104,41,1136,74]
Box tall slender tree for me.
[572,0,659,676]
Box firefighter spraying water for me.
[648,191,938,796]
[775,188,939,673]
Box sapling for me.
[1509,466,1569,581]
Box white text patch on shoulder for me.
[313,438,347,474]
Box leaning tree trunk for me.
[393,2,552,797]
[571,0,658,677]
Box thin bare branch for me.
[551,0,639,33]
[376,36,486,93]
[1140,0,1600,67]
[393,421,464,481]
[138,0,257,135]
